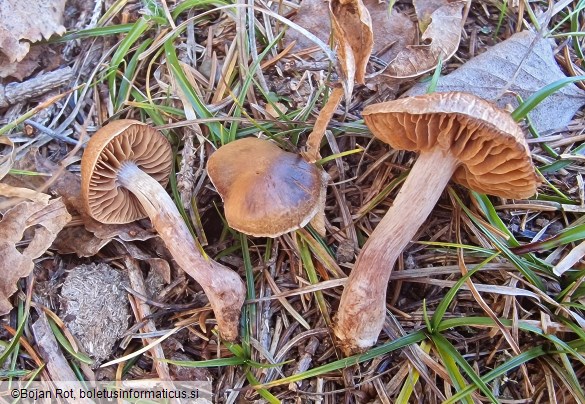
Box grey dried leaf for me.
[405,30,585,134]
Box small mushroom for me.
[207,137,327,237]
[334,92,539,354]
[81,120,245,341]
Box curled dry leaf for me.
[0,140,48,205]
[0,0,66,63]
[286,0,414,66]
[405,30,585,133]
[0,198,71,314]
[385,1,465,78]
[329,0,373,98]
[413,0,456,30]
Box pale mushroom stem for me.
[335,147,459,354]
[118,163,246,341]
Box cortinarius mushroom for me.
[207,137,327,237]
[334,92,539,354]
[81,120,245,341]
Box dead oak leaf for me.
[413,0,458,31]
[330,0,373,99]
[385,1,465,79]
[0,0,66,62]
[405,30,585,134]
[0,198,71,314]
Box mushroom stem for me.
[118,163,246,341]
[335,147,459,354]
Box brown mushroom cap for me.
[363,92,538,198]
[81,120,173,224]
[207,137,327,237]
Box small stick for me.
[0,67,73,108]
[303,86,344,163]
[125,256,173,384]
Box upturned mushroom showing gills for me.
[334,92,539,355]
[207,137,327,237]
[81,120,245,341]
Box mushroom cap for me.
[363,92,538,198]
[207,137,327,237]
[81,120,173,224]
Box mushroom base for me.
[334,148,458,355]
[118,163,246,341]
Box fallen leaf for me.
[329,0,373,98]
[413,0,456,31]
[285,0,415,67]
[369,8,416,66]
[0,46,42,80]
[385,1,465,78]
[405,30,585,133]
[0,198,71,314]
[284,0,332,57]
[0,0,66,62]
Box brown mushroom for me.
[207,137,327,237]
[81,120,246,341]
[334,92,539,354]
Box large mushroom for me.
[81,120,246,341]
[207,137,328,237]
[334,92,539,354]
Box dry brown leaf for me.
[329,0,373,98]
[385,1,465,78]
[0,46,42,80]
[413,0,456,30]
[370,8,416,65]
[0,0,66,62]
[285,0,415,64]
[0,198,71,314]
[284,0,332,57]
[405,30,585,133]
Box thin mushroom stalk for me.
[333,92,539,355]
[335,148,457,353]
[82,120,246,341]
[118,163,245,340]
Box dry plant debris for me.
[329,0,372,99]
[59,263,129,365]
[0,198,70,314]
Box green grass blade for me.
[432,334,498,403]
[512,76,585,121]
[426,55,443,94]
[450,189,546,289]
[164,41,224,141]
[444,347,547,404]
[259,330,427,388]
[430,334,475,404]
[107,17,151,98]
[47,318,94,365]
[298,234,331,326]
[53,24,134,43]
